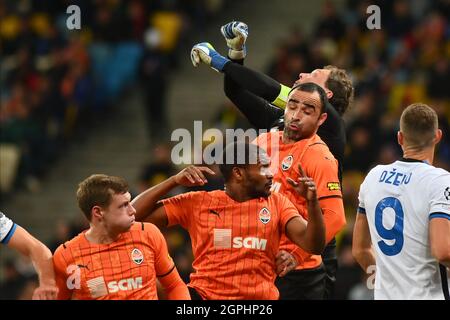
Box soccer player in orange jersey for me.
[52,174,190,300]
[132,142,326,300]
[253,82,346,299]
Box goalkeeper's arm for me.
[222,61,291,109]
[224,60,284,129]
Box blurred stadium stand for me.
[0,0,448,299]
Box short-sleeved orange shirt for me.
[53,222,175,300]
[254,131,343,270]
[161,190,300,300]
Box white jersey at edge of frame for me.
[0,211,17,244]
[358,159,450,300]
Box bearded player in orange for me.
[253,82,346,299]
[52,174,190,300]
[132,141,326,300]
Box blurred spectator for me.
[47,220,72,253]
[140,45,170,140]
[163,227,194,284]
[0,255,41,300]
[0,0,229,197]
[385,0,415,39]
[213,101,252,132]
[315,0,345,41]
[0,260,29,299]
[347,273,374,300]
[426,56,449,100]
[139,143,178,192]
[333,233,366,299]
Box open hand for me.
[32,283,58,300]
[174,166,215,187]
[286,164,318,202]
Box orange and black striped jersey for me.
[53,222,175,300]
[254,131,345,270]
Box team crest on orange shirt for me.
[131,248,144,265]
[259,207,271,224]
[281,155,293,171]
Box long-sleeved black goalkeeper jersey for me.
[222,61,346,183]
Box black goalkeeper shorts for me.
[322,237,338,299]
[275,263,327,300]
[188,286,203,300]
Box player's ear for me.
[91,206,103,220]
[397,131,403,146]
[232,167,244,181]
[325,88,333,100]
[318,112,327,127]
[434,129,442,145]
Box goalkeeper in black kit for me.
[190,21,354,300]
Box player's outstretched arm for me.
[225,71,284,129]
[190,42,230,72]
[319,197,346,244]
[132,166,215,228]
[7,226,58,299]
[219,21,289,106]
[352,212,376,272]
[190,40,290,109]
[220,20,285,129]
[220,21,248,61]
[191,43,284,129]
[223,62,289,108]
[223,60,287,130]
[285,165,326,254]
[307,150,346,243]
[428,174,450,268]
[430,218,450,268]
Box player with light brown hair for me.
[353,103,450,300]
[53,174,190,300]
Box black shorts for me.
[275,264,327,300]
[188,286,203,300]
[322,238,338,299]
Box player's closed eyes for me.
[301,104,316,115]
[287,101,297,109]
